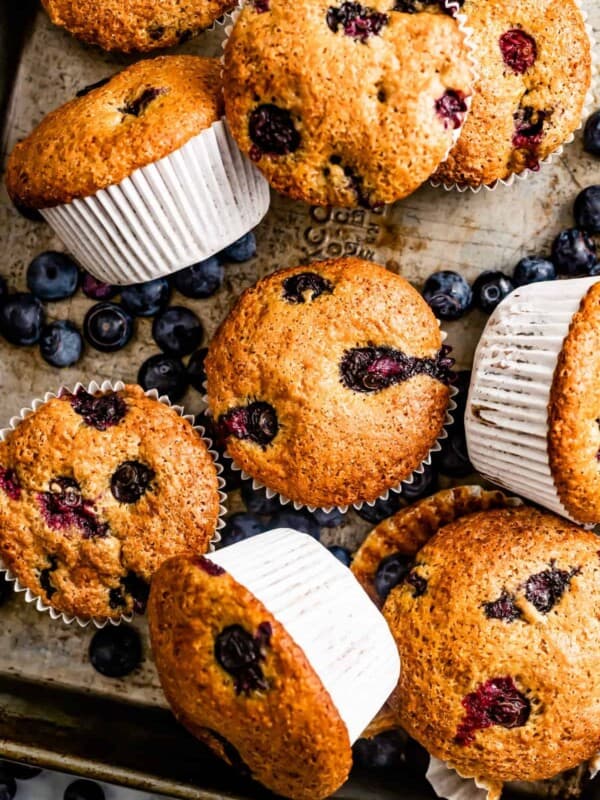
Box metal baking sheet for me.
[0,2,599,797]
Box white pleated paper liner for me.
[207,528,401,743]
[431,0,598,193]
[465,277,600,526]
[0,379,227,629]
[40,119,271,285]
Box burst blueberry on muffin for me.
[223,0,473,207]
[0,384,221,621]
[434,0,592,187]
[205,257,454,509]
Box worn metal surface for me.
[0,2,599,797]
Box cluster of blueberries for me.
[0,759,105,800]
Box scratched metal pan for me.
[0,1,600,798]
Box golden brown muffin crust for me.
[42,0,234,53]
[148,554,352,800]
[6,56,223,208]
[435,0,592,187]
[384,507,600,785]
[0,385,221,619]
[548,281,600,523]
[205,257,451,508]
[223,0,473,207]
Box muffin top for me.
[549,280,600,524]
[41,0,234,53]
[434,0,592,187]
[6,56,223,209]
[148,552,352,800]
[384,506,600,787]
[223,0,473,207]
[0,384,221,620]
[205,257,452,509]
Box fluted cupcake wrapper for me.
[207,528,400,743]
[0,379,227,629]
[431,0,598,193]
[40,119,270,285]
[465,277,600,525]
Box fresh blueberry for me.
[472,271,514,314]
[26,251,79,301]
[265,510,320,539]
[352,730,409,770]
[328,545,352,566]
[241,482,281,515]
[374,552,414,601]
[355,493,402,525]
[12,201,44,223]
[172,258,224,299]
[220,513,266,546]
[574,186,600,234]
[219,232,257,263]
[422,271,472,321]
[551,228,598,275]
[152,306,203,357]
[434,427,473,477]
[64,779,106,800]
[120,278,170,317]
[81,273,117,301]
[400,462,438,503]
[89,624,142,678]
[0,765,15,800]
[39,320,83,367]
[0,293,44,346]
[584,110,600,157]
[512,256,556,287]
[83,302,133,352]
[187,347,208,392]
[138,354,188,402]
[0,575,12,607]
[0,761,42,780]
[311,508,344,527]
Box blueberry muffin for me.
[223,0,473,207]
[148,529,400,800]
[0,384,221,621]
[434,0,592,187]
[383,506,600,793]
[42,0,234,52]
[205,257,454,509]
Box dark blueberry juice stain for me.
[218,402,278,448]
[109,571,150,614]
[39,555,59,600]
[282,272,333,303]
[194,555,226,577]
[435,90,468,130]
[524,562,581,614]
[215,622,272,695]
[406,570,427,597]
[63,387,127,431]
[455,677,531,745]
[483,591,522,622]
[340,344,454,393]
[0,467,21,501]
[38,477,109,539]
[326,2,388,42]
[119,87,168,117]
[252,0,270,11]
[499,30,537,74]
[110,461,155,504]
[513,106,548,171]
[248,104,300,159]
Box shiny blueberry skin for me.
[265,510,320,540]
[328,545,352,567]
[39,320,83,367]
[312,507,344,527]
[574,186,600,234]
[220,513,266,546]
[400,462,438,502]
[83,302,133,352]
[0,293,45,346]
[355,492,402,525]
[219,232,257,263]
[89,624,142,678]
[422,271,472,321]
[63,779,106,800]
[26,251,79,301]
[241,482,282,515]
[120,278,171,317]
[552,228,598,275]
[138,354,188,402]
[0,761,42,780]
[352,730,410,771]
[513,256,556,287]
[187,347,208,392]
[173,257,224,299]
[584,110,600,156]
[81,273,117,301]
[374,552,414,601]
[152,306,203,357]
[472,271,514,314]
